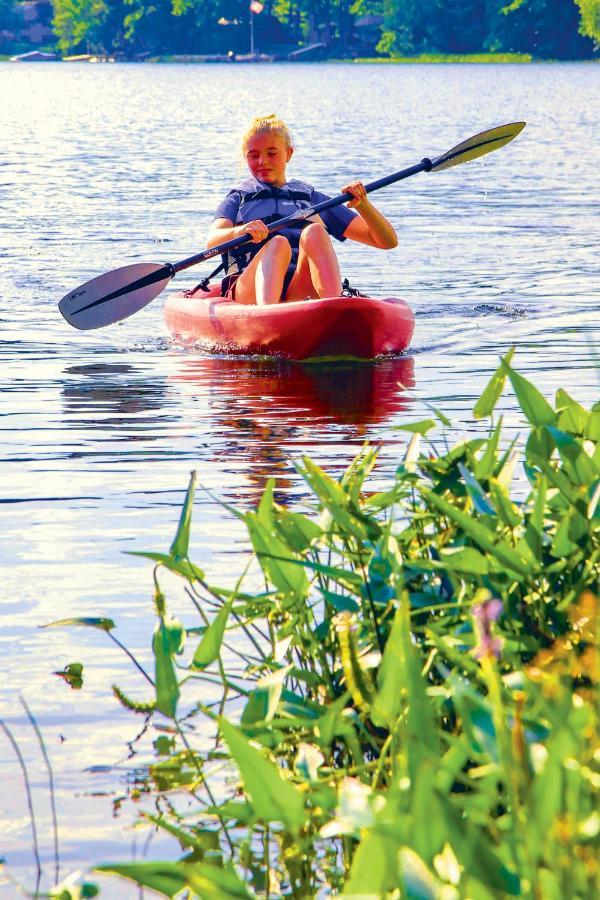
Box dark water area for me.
[0,61,598,893]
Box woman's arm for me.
[340,182,398,249]
[207,217,269,248]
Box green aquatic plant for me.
[42,356,599,898]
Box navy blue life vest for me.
[220,177,316,278]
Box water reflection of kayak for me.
[171,355,415,428]
[164,287,414,360]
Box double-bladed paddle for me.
[59,121,525,330]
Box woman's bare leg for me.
[284,222,342,302]
[233,236,292,305]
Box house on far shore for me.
[1,0,54,51]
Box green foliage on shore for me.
[3,0,597,58]
[45,357,599,898]
[352,52,533,63]
[373,0,598,59]
[575,0,600,41]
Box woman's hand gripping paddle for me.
[59,121,525,330]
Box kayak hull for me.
[163,288,414,360]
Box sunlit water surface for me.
[0,61,598,894]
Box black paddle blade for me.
[59,262,173,330]
[431,122,526,172]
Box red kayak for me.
[164,286,414,361]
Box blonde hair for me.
[241,114,294,153]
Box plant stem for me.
[21,697,60,886]
[107,631,154,686]
[0,716,42,897]
[173,718,236,855]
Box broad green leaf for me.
[364,483,408,511]
[371,608,406,729]
[274,508,322,553]
[337,612,375,712]
[257,477,275,526]
[585,410,600,441]
[298,456,374,540]
[219,719,305,833]
[207,799,255,824]
[191,596,233,670]
[505,364,556,427]
[465,700,499,762]
[556,388,589,435]
[43,617,115,632]
[526,425,555,465]
[152,615,183,718]
[321,589,360,613]
[443,802,521,895]
[536,457,578,504]
[545,425,599,486]
[318,701,364,763]
[394,418,437,435]
[551,509,588,557]
[372,598,438,773]
[341,445,379,502]
[127,551,204,582]
[473,348,514,419]
[343,831,398,896]
[315,693,353,746]
[186,862,255,898]
[488,479,522,529]
[94,861,187,897]
[410,762,447,860]
[474,417,502,480]
[422,488,534,577]
[495,448,519,490]
[170,470,197,560]
[439,546,489,575]
[95,860,254,899]
[279,688,321,720]
[528,473,548,533]
[246,513,309,599]
[241,665,291,727]
[567,508,590,542]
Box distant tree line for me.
[372,0,599,58]
[4,0,599,58]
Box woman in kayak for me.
[207,114,398,305]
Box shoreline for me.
[3,50,598,64]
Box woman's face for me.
[245,131,293,187]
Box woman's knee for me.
[264,234,292,264]
[299,222,331,251]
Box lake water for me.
[0,61,598,895]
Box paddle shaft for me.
[78,157,432,312]
[173,158,432,275]
[61,121,526,326]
